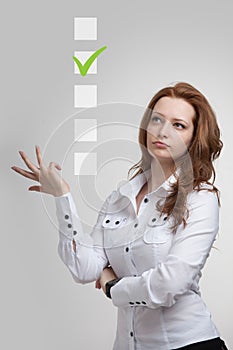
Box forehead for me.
[152,97,195,121]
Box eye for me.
[151,115,162,123]
[174,122,185,129]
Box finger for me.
[35,145,44,167]
[11,166,38,180]
[28,185,42,192]
[55,164,62,170]
[48,161,62,170]
[19,151,40,174]
[95,280,101,289]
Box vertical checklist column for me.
[73,17,98,175]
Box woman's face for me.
[146,97,195,163]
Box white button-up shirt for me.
[55,169,220,350]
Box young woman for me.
[11,82,228,350]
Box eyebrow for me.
[151,111,189,125]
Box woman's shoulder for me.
[194,182,215,190]
[187,182,219,208]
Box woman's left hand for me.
[96,266,117,294]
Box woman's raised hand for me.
[11,145,70,197]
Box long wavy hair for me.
[128,82,223,233]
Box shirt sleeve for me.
[110,188,219,309]
[55,191,112,284]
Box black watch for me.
[105,278,122,299]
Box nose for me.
[158,120,171,138]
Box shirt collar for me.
[118,167,180,202]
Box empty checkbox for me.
[74,17,97,40]
[74,85,97,108]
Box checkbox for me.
[74,51,97,74]
[74,119,97,142]
[74,152,97,175]
[74,85,97,108]
[74,17,97,40]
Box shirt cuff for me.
[55,192,78,214]
[110,275,152,308]
[55,192,82,240]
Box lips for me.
[153,141,169,146]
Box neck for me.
[147,158,176,193]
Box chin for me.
[149,152,173,161]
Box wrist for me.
[54,191,69,197]
[105,278,122,299]
[53,187,70,197]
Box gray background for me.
[2,0,232,349]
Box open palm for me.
[11,145,70,197]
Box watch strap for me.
[105,278,122,299]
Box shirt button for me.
[135,301,141,305]
[73,230,77,235]
[134,223,138,228]
[144,198,149,203]
[115,221,120,225]
[64,215,69,220]
[129,302,134,305]
[142,301,147,305]
[125,247,129,252]
[68,223,72,228]
[152,217,157,222]
[130,331,134,337]
[105,219,110,223]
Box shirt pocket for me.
[143,212,171,244]
[102,213,128,230]
[102,212,129,249]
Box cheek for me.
[146,127,153,146]
[146,126,152,138]
[146,125,155,138]
[184,129,194,148]
[169,132,191,155]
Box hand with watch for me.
[97,266,121,299]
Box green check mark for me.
[73,46,107,76]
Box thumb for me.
[28,185,42,192]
